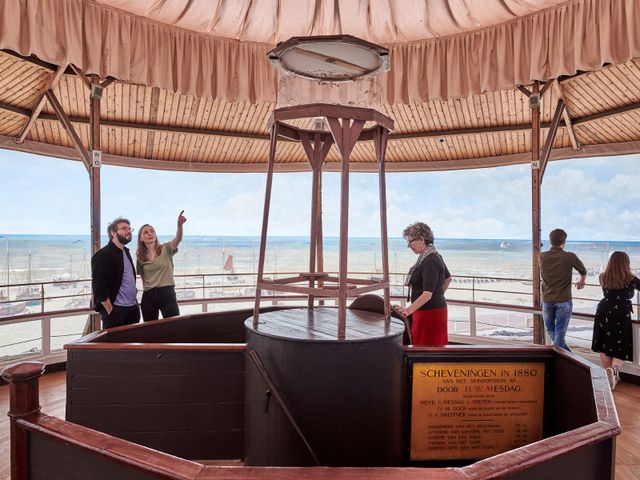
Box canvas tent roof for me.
[0,0,639,172]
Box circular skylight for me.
[268,35,389,82]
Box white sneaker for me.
[613,368,621,386]
[606,367,617,391]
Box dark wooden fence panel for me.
[66,349,245,460]
[549,353,598,435]
[499,440,614,480]
[29,432,165,480]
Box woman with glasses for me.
[136,210,187,321]
[393,222,452,345]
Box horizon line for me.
[1,233,640,243]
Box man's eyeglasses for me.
[117,226,133,233]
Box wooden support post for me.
[530,82,544,345]
[89,76,102,256]
[253,124,278,327]
[308,159,320,309]
[2,361,45,480]
[374,127,391,326]
[88,76,103,332]
[327,117,365,338]
[337,119,351,339]
[316,169,325,306]
[300,132,332,310]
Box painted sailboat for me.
[0,241,27,317]
[16,252,41,307]
[223,254,243,283]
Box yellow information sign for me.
[410,362,545,461]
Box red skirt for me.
[411,307,448,346]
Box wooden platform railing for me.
[2,347,621,480]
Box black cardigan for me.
[91,241,136,313]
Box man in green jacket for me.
[539,229,587,351]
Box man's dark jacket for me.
[91,241,136,313]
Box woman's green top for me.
[137,243,177,291]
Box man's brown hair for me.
[549,229,567,247]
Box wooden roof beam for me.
[539,99,565,179]
[553,80,581,151]
[69,64,92,90]
[44,90,91,173]
[1,98,640,144]
[15,63,67,144]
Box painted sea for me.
[2,235,639,285]
[1,235,639,362]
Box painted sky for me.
[1,149,639,240]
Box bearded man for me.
[91,217,140,328]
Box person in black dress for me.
[592,251,640,390]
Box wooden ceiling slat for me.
[0,112,20,136]
[581,119,620,144]
[588,71,629,111]
[600,114,640,142]
[121,85,131,157]
[204,131,222,163]
[194,97,211,130]
[198,132,215,162]
[486,93,498,127]
[45,118,58,148]
[0,60,32,92]
[446,100,464,159]
[612,64,640,102]
[400,104,421,162]
[453,98,469,131]
[190,98,211,162]
[477,94,490,128]
[573,123,599,146]
[394,104,420,161]
[3,68,45,107]
[167,93,181,160]
[224,101,242,136]
[2,52,640,173]
[470,97,488,158]
[205,98,224,130]
[569,78,608,120]
[114,81,124,155]
[217,135,235,164]
[76,76,89,119]
[131,84,142,124]
[415,102,431,134]
[602,67,640,106]
[234,126,256,163]
[188,133,205,162]
[181,96,200,162]
[234,101,251,133]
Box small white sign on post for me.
[531,160,540,170]
[91,150,102,168]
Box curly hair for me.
[107,217,130,237]
[402,222,434,245]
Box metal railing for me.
[1,272,639,370]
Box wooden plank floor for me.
[0,371,638,479]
